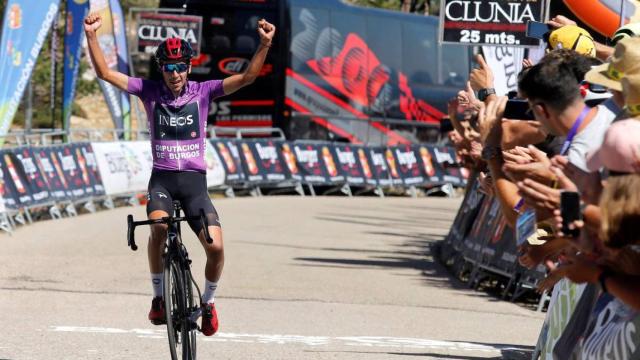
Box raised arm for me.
[222,19,275,95]
[84,12,129,92]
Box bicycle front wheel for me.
[164,256,196,360]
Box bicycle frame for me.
[127,202,214,360]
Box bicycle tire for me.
[183,268,198,360]
[164,256,190,360]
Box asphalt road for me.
[0,196,544,359]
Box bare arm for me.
[84,13,129,92]
[223,19,275,95]
[595,42,614,62]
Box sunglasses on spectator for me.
[580,81,608,94]
[161,63,189,73]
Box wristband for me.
[478,88,496,102]
[260,42,272,48]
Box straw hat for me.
[548,25,596,57]
[611,22,640,46]
[585,37,640,92]
[622,73,640,116]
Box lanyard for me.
[558,106,591,156]
[514,105,591,212]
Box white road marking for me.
[50,326,527,354]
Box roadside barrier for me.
[0,138,467,234]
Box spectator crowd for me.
[446,15,640,359]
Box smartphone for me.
[561,191,581,238]
[503,99,535,120]
[526,21,550,39]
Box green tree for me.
[346,0,440,15]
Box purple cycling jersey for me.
[127,77,225,172]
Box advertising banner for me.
[388,146,425,186]
[211,140,245,184]
[415,145,442,185]
[15,147,52,204]
[33,147,69,201]
[109,0,132,137]
[238,140,289,184]
[383,147,404,186]
[333,144,366,186]
[0,150,33,208]
[88,0,124,131]
[136,12,203,56]
[440,0,545,47]
[70,143,105,196]
[433,146,466,186]
[0,0,60,143]
[445,177,485,251]
[204,141,226,188]
[91,141,149,195]
[62,0,90,133]
[481,46,525,96]
[289,142,329,184]
[319,144,346,185]
[368,147,392,187]
[354,146,377,187]
[280,142,301,182]
[574,294,640,359]
[50,145,89,199]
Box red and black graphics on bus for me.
[15,147,51,204]
[158,0,280,129]
[237,140,289,183]
[0,150,33,209]
[34,148,68,201]
[210,140,245,184]
[71,143,106,196]
[304,34,443,125]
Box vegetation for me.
[346,0,441,15]
[0,0,159,129]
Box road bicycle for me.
[127,201,213,360]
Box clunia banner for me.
[0,0,61,144]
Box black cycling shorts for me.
[146,169,220,235]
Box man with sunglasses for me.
[84,12,275,336]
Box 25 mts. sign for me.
[439,0,546,47]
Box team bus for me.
[157,0,472,145]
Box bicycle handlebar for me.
[127,212,214,251]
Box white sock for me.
[151,273,164,298]
[201,280,218,304]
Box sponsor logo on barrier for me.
[336,148,356,168]
[294,147,319,165]
[255,143,278,163]
[395,149,417,168]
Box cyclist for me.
[84,12,275,336]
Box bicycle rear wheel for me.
[164,256,196,360]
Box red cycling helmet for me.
[155,37,194,64]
